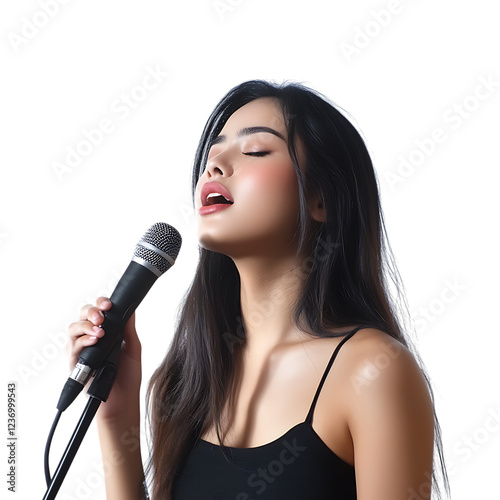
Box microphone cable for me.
[44,410,62,486]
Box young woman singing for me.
[67,80,449,499]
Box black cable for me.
[44,410,62,487]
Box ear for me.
[308,194,326,222]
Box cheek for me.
[237,165,300,217]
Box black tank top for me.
[172,326,365,499]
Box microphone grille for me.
[133,223,182,276]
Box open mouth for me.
[204,192,234,206]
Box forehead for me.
[219,97,286,136]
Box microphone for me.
[57,222,182,412]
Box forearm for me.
[96,409,147,500]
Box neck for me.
[232,252,312,353]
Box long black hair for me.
[146,79,450,499]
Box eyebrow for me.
[209,126,286,146]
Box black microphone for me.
[57,222,182,412]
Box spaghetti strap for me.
[305,326,367,424]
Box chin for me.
[196,234,246,261]
[198,232,230,254]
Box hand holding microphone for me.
[66,297,141,421]
[43,223,181,498]
[58,222,182,412]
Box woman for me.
[68,80,449,499]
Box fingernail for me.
[93,326,103,334]
[89,336,98,342]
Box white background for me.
[1,1,499,498]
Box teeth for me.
[207,192,222,199]
[206,192,231,203]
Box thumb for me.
[121,312,141,361]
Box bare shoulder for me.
[332,328,435,499]
[300,327,424,397]
[331,327,433,423]
[339,327,431,401]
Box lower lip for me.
[199,204,233,215]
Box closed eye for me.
[243,151,270,157]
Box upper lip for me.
[201,181,234,207]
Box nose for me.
[204,148,234,179]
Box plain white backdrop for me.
[1,0,499,498]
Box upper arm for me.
[346,331,435,500]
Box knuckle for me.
[79,304,92,320]
[80,304,91,315]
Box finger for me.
[73,334,99,352]
[96,296,112,311]
[86,306,106,326]
[79,304,93,321]
[68,320,105,341]
[78,298,111,322]
[67,334,100,369]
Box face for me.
[194,97,304,259]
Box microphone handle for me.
[56,260,158,412]
[78,260,157,369]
